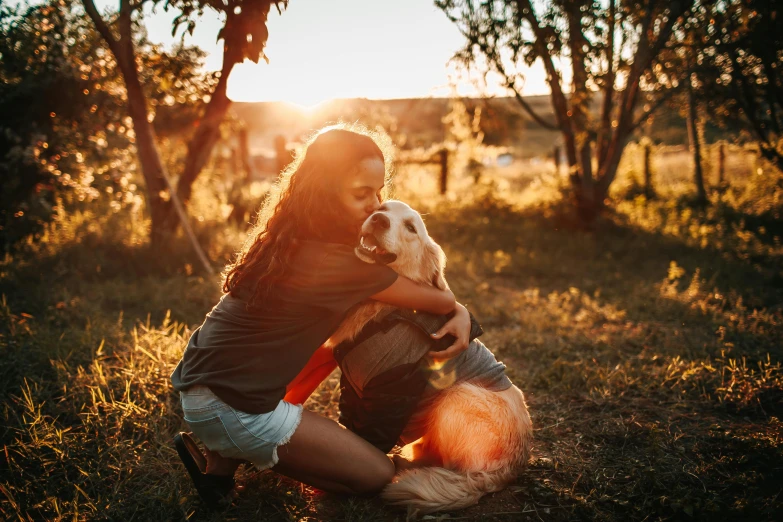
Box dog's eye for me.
[405,223,416,233]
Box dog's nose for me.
[370,212,390,230]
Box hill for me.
[228,95,709,159]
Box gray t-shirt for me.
[338,318,511,444]
[170,240,398,414]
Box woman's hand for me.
[427,303,471,361]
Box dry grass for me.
[1,146,782,521]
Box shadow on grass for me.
[426,197,782,353]
[518,395,783,521]
[2,195,782,521]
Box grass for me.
[1,148,782,521]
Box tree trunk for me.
[582,125,633,218]
[175,63,235,205]
[687,83,708,205]
[126,80,172,246]
[81,0,213,273]
[570,138,599,219]
[109,6,172,246]
[596,0,616,165]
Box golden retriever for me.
[326,200,533,514]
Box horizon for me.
[230,93,553,106]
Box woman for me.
[171,124,471,507]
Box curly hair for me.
[222,123,394,306]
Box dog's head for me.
[355,200,448,290]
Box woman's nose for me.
[367,198,381,214]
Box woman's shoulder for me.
[293,240,362,269]
[296,239,354,256]
[293,239,396,286]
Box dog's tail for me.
[382,466,514,514]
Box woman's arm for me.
[284,345,337,405]
[369,276,455,315]
[371,277,471,360]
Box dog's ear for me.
[426,239,448,290]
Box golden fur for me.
[327,200,533,514]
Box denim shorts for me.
[179,385,303,471]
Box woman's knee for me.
[346,456,395,495]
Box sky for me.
[95,0,550,107]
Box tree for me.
[695,0,782,172]
[437,0,698,219]
[80,0,286,256]
[0,0,208,251]
[654,3,715,204]
[167,0,288,218]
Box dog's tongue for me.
[374,251,397,264]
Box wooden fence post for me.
[439,149,448,195]
[238,127,251,180]
[227,128,253,226]
[717,142,726,185]
[275,135,291,174]
[553,145,561,175]
[644,142,654,198]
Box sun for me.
[227,61,339,108]
[282,95,333,112]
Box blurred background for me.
[1,0,781,520]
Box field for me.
[1,146,782,521]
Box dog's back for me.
[383,382,532,513]
[397,339,513,444]
[427,383,531,472]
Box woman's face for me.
[335,157,385,240]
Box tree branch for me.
[628,85,681,133]
[594,1,693,194]
[514,0,571,121]
[728,47,774,150]
[81,0,120,55]
[513,0,577,168]
[616,1,691,142]
[597,0,616,167]
[447,2,560,131]
[641,2,691,74]
[759,55,782,134]
[490,57,559,130]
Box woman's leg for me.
[205,449,244,475]
[393,436,443,472]
[272,409,395,495]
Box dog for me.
[326,200,533,514]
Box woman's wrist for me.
[434,289,456,315]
